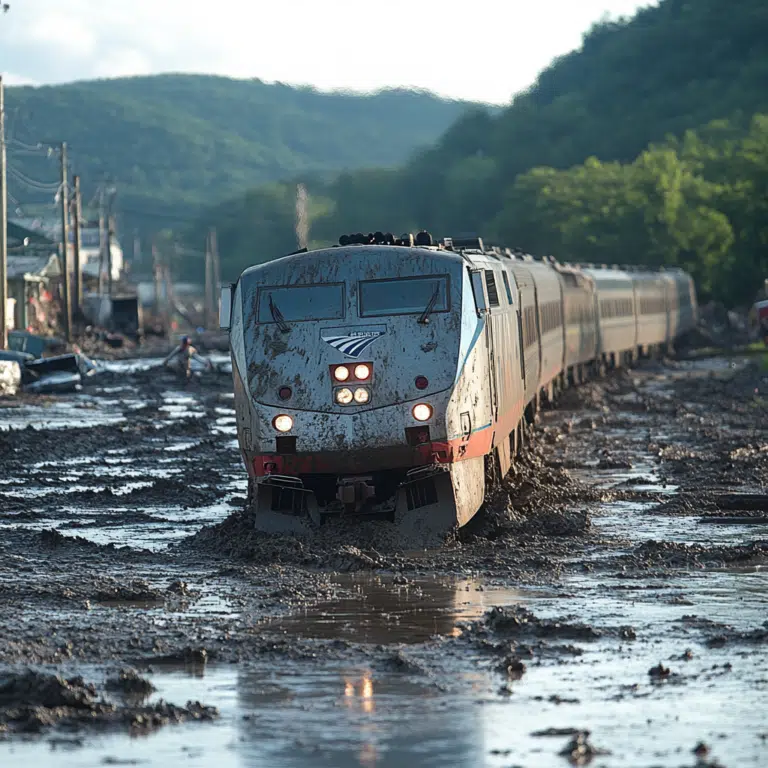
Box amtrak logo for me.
[320,325,386,358]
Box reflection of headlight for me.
[354,387,370,404]
[334,366,350,381]
[412,403,433,422]
[354,364,371,380]
[335,387,353,405]
[273,414,293,432]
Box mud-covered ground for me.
[0,353,766,767]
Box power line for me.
[7,191,59,206]
[7,137,46,153]
[7,163,61,192]
[7,146,50,159]
[4,107,43,152]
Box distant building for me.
[10,216,125,284]
[72,221,125,283]
[5,222,61,331]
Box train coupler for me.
[336,476,376,514]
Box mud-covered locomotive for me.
[220,232,697,541]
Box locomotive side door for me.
[517,303,526,383]
[510,272,527,417]
[469,268,498,424]
[485,307,498,424]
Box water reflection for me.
[236,664,488,768]
[264,575,551,645]
[238,578,553,766]
[344,673,376,766]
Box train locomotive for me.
[219,232,697,541]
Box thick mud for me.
[0,353,766,766]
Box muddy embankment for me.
[0,354,766,767]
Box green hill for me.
[206,0,766,303]
[320,0,768,235]
[4,74,488,235]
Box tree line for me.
[490,116,768,306]
[4,74,483,248]
[201,115,767,307]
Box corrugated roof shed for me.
[7,221,55,247]
[6,254,61,280]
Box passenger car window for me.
[359,276,449,317]
[501,272,513,304]
[484,271,500,307]
[257,283,344,323]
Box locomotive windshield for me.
[257,283,345,323]
[359,275,449,318]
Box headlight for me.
[335,387,353,405]
[273,414,293,432]
[354,387,370,404]
[333,365,350,382]
[354,364,371,381]
[412,403,433,422]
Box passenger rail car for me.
[634,271,671,354]
[558,266,598,384]
[220,232,698,542]
[583,267,637,367]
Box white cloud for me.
[25,11,96,55]
[2,73,40,86]
[0,0,653,103]
[93,48,154,80]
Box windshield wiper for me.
[418,284,441,325]
[268,294,290,333]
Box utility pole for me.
[72,175,82,315]
[204,230,212,330]
[163,263,175,331]
[0,76,8,350]
[152,236,166,334]
[106,212,115,296]
[152,237,160,317]
[295,183,309,250]
[59,142,71,343]
[98,185,105,294]
[210,227,221,322]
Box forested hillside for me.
[203,0,768,304]
[4,74,485,235]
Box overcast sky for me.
[0,0,652,104]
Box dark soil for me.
[0,353,766,758]
[0,670,217,734]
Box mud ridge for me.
[0,670,217,734]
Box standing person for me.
[162,335,212,378]
[757,301,768,346]
[748,280,768,346]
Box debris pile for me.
[0,669,217,734]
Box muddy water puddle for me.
[60,504,236,550]
[95,355,231,375]
[1,361,243,550]
[0,400,128,431]
[201,568,768,767]
[595,500,768,548]
[1,356,767,766]
[0,499,240,550]
[4,566,767,768]
[263,576,556,644]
